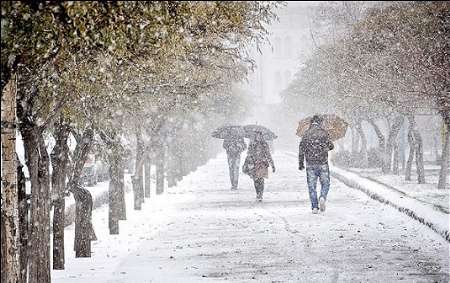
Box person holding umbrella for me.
[223,136,247,190]
[212,125,247,190]
[243,131,276,202]
[298,115,335,214]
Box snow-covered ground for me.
[347,167,449,212]
[53,152,449,282]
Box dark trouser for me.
[227,154,241,189]
[254,178,264,198]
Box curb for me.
[330,166,450,243]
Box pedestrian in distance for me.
[298,115,334,214]
[243,131,275,202]
[223,137,247,190]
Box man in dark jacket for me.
[223,137,247,190]
[299,115,334,213]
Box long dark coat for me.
[243,140,274,179]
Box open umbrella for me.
[211,125,245,139]
[243,124,277,140]
[296,114,348,141]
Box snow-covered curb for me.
[330,166,450,242]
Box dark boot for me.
[255,178,264,201]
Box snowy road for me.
[54,152,449,283]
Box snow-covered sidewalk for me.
[330,166,450,242]
[346,166,449,213]
[53,152,449,282]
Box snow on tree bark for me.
[405,128,415,181]
[156,143,166,195]
[17,160,28,283]
[437,124,449,189]
[386,116,404,173]
[67,128,96,257]
[1,74,20,283]
[355,121,368,168]
[144,158,151,198]
[132,126,145,210]
[50,118,70,270]
[368,118,388,173]
[72,184,96,258]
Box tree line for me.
[282,2,449,188]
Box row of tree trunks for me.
[1,74,20,282]
[50,117,70,269]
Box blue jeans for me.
[306,164,330,209]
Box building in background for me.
[241,2,322,149]
[245,2,320,105]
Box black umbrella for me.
[243,124,277,140]
[211,125,245,139]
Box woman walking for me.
[243,131,275,201]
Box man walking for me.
[223,137,247,190]
[298,115,334,213]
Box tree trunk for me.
[66,128,96,257]
[355,121,368,168]
[72,184,96,257]
[414,130,426,184]
[405,129,415,181]
[156,144,165,195]
[50,118,70,270]
[17,160,28,283]
[102,131,127,234]
[20,126,52,283]
[1,74,20,282]
[351,126,360,154]
[108,163,120,235]
[438,123,449,189]
[393,142,400,175]
[368,118,388,173]
[144,158,151,198]
[408,117,425,184]
[1,208,6,283]
[433,131,441,162]
[386,116,404,172]
[132,127,144,210]
[399,125,407,171]
[117,163,126,221]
